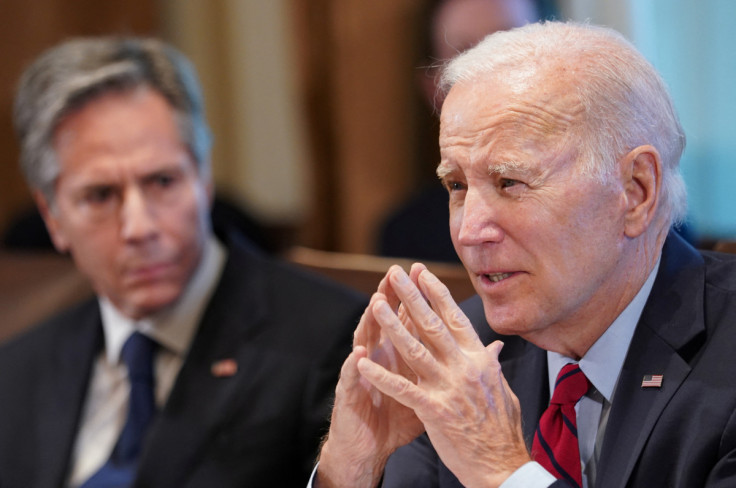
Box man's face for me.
[438,76,631,347]
[39,86,212,319]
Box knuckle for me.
[395,377,414,396]
[488,359,502,375]
[412,393,439,418]
[446,308,470,327]
[424,313,446,335]
[461,362,483,383]
[434,283,453,301]
[406,340,427,362]
[403,286,424,304]
[484,351,503,373]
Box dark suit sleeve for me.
[383,434,568,488]
[382,434,440,487]
[704,406,736,486]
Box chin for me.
[487,323,527,337]
[481,301,538,337]
[123,286,184,319]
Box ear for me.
[32,190,70,253]
[621,145,662,238]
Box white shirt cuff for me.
[500,461,557,488]
[309,460,556,488]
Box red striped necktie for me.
[532,363,591,488]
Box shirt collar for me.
[547,257,661,402]
[99,235,227,365]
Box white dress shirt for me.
[67,236,226,487]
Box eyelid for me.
[80,185,117,204]
[441,177,467,193]
[145,169,181,184]
[149,174,173,183]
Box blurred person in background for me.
[377,0,542,263]
[0,37,365,488]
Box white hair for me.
[439,21,687,227]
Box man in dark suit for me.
[0,38,366,487]
[312,22,736,488]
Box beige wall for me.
[161,0,424,253]
[160,0,310,224]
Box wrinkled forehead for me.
[439,71,584,147]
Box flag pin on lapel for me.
[211,358,238,378]
[641,374,663,388]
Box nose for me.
[454,188,504,247]
[120,187,158,243]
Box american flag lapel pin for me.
[641,374,663,388]
[211,358,238,378]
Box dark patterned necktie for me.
[532,363,590,488]
[81,332,157,487]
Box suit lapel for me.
[136,239,269,485]
[596,234,706,488]
[501,341,549,448]
[596,325,692,488]
[34,303,102,488]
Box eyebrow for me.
[436,160,533,180]
[436,163,454,180]
[487,160,530,176]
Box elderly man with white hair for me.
[313,21,736,488]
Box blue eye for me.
[444,180,466,192]
[500,178,518,188]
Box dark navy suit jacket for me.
[0,232,367,487]
[383,233,736,487]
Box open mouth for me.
[484,272,513,283]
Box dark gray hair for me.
[14,37,212,204]
[440,21,687,227]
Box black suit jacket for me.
[0,233,367,487]
[383,232,736,487]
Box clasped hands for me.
[317,263,530,488]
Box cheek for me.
[161,192,210,249]
[57,215,114,255]
[448,204,466,252]
[65,231,120,292]
[449,206,461,238]
[533,184,616,242]
[542,204,624,285]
